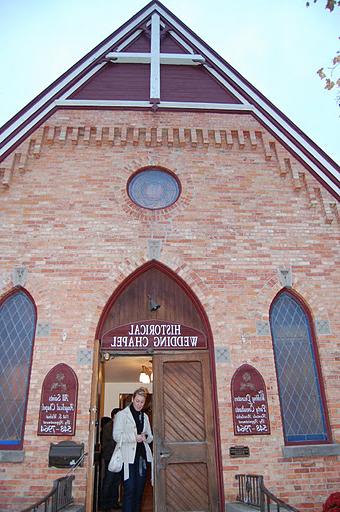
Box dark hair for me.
[100,416,111,428]
[110,407,121,418]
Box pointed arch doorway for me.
[90,261,224,511]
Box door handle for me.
[160,451,171,458]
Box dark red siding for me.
[69,63,150,101]
[160,33,187,53]
[122,32,151,52]
[161,65,241,103]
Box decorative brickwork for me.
[1,111,338,226]
[0,108,339,511]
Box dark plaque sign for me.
[231,364,270,436]
[229,446,250,458]
[101,320,207,351]
[37,363,78,436]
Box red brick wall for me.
[0,109,339,511]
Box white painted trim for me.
[1,95,338,196]
[202,65,248,104]
[168,31,195,54]
[160,54,204,65]
[55,99,151,107]
[0,4,156,143]
[59,62,107,100]
[0,99,253,160]
[146,19,165,28]
[106,52,204,65]
[154,4,338,174]
[0,61,99,143]
[115,29,143,52]
[253,107,340,187]
[53,99,253,110]
[0,2,338,196]
[159,101,253,111]
[0,61,105,146]
[106,52,151,64]
[0,103,56,156]
[150,13,161,100]
[54,99,246,110]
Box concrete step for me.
[226,503,293,512]
[226,503,259,512]
[62,505,85,512]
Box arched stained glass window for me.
[0,289,36,450]
[270,290,331,445]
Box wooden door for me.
[86,339,102,512]
[153,352,220,512]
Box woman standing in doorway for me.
[113,387,153,512]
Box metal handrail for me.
[20,451,88,512]
[21,475,74,512]
[260,482,299,512]
[235,474,299,512]
[236,474,263,506]
[66,450,88,474]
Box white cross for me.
[105,13,205,104]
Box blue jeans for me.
[100,459,121,509]
[123,456,147,512]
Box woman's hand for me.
[136,433,146,443]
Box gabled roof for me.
[0,0,339,199]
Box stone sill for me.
[0,450,25,463]
[282,443,340,458]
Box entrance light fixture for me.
[139,365,153,384]
[148,294,160,312]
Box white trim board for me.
[0,1,338,199]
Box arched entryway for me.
[89,260,224,511]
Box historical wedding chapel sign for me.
[37,363,78,436]
[101,320,207,351]
[231,364,270,436]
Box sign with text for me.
[101,320,207,351]
[37,363,78,436]
[231,364,271,436]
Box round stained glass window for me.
[128,168,181,210]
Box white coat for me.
[112,406,153,482]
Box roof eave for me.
[0,0,338,200]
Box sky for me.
[0,0,339,164]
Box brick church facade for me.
[0,2,339,511]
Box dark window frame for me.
[0,287,37,451]
[269,288,332,446]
